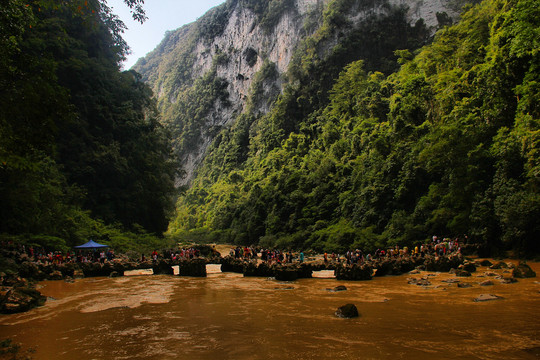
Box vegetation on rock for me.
[165,0,539,257]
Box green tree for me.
[1,0,176,249]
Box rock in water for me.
[0,286,46,314]
[335,304,359,318]
[327,285,347,292]
[220,256,245,273]
[243,261,263,277]
[274,268,298,282]
[479,280,494,286]
[462,262,477,273]
[490,261,509,269]
[512,262,536,278]
[474,294,504,302]
[178,259,207,277]
[455,269,471,277]
[442,278,460,284]
[335,264,372,280]
[48,270,63,280]
[408,277,431,286]
[479,260,493,267]
[152,260,174,275]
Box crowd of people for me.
[2,234,463,267]
[226,235,463,266]
[144,248,202,262]
[0,240,116,264]
[229,247,305,265]
[326,236,462,265]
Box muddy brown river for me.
[1,261,539,359]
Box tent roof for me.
[74,239,109,249]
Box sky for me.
[108,0,225,69]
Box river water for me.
[1,261,539,359]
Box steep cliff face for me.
[134,0,466,184]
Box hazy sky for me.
[108,0,225,69]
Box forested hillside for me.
[2,0,537,257]
[167,0,539,256]
[0,0,177,252]
[134,0,465,184]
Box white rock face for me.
[141,0,462,185]
[392,0,461,28]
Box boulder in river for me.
[254,262,275,277]
[392,258,417,274]
[478,259,493,267]
[455,269,471,277]
[48,270,63,281]
[57,262,78,278]
[512,262,536,278]
[335,264,372,281]
[152,260,174,275]
[479,280,494,286]
[178,258,207,277]
[243,261,262,277]
[0,285,46,314]
[274,267,298,282]
[408,277,431,286]
[424,254,465,272]
[474,294,504,302]
[500,277,518,284]
[80,261,125,277]
[461,262,477,273]
[296,263,313,279]
[327,285,347,292]
[17,261,46,281]
[335,304,359,318]
[220,256,245,273]
[490,261,509,270]
[442,278,460,284]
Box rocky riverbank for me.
[1,247,536,314]
[219,252,499,281]
[0,274,46,314]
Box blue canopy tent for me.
[74,239,109,249]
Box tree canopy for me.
[0,0,177,251]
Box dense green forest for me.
[168,0,539,257]
[2,0,537,257]
[0,0,177,252]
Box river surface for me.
[1,261,539,359]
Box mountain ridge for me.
[134,0,465,184]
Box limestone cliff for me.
[134,0,469,184]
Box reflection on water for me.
[1,262,539,359]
